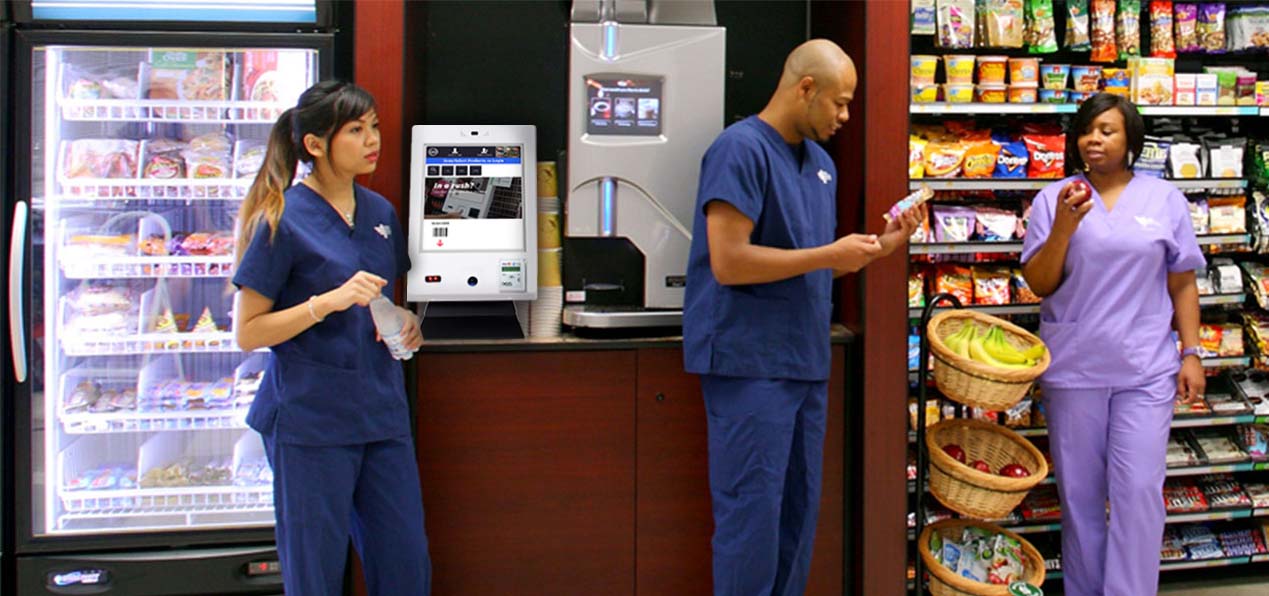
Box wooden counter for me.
[410,334,851,595]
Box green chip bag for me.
[1027,0,1059,53]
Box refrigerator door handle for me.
[9,200,28,383]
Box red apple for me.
[998,463,1032,478]
[970,460,992,473]
[942,444,967,464]
[1069,180,1092,206]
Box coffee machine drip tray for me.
[563,305,682,329]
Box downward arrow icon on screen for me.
[437,240,444,247]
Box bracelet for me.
[1180,346,1201,360]
[307,295,324,323]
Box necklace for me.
[341,210,354,226]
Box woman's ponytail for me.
[236,108,299,265]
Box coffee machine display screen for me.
[421,145,525,252]
[585,75,663,136]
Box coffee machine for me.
[563,0,725,329]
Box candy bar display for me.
[1192,428,1250,464]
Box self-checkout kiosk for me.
[406,125,537,339]
[563,0,725,329]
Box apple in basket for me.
[969,460,992,474]
[942,444,967,464]
[999,463,1032,478]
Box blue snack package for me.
[996,140,1030,178]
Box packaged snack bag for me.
[972,265,1012,305]
[1151,0,1177,57]
[913,0,938,34]
[63,139,139,179]
[1190,199,1210,234]
[1023,134,1065,178]
[1066,0,1092,50]
[1227,5,1269,52]
[934,206,977,242]
[1209,196,1247,234]
[975,207,1018,241]
[1091,0,1118,62]
[1118,0,1143,59]
[1175,3,1201,52]
[909,271,926,307]
[1025,0,1058,53]
[988,534,1026,585]
[937,0,977,48]
[1137,136,1171,177]
[910,136,929,178]
[1205,137,1245,178]
[1198,3,1227,53]
[1169,142,1203,178]
[1012,269,1041,303]
[995,138,1030,178]
[963,141,1002,178]
[982,0,1026,48]
[925,141,969,178]
[936,264,975,305]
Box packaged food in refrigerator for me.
[63,139,139,179]
[189,307,221,334]
[1176,3,1201,52]
[141,139,187,179]
[981,0,1026,48]
[1066,0,1092,50]
[234,140,267,178]
[1091,0,1118,62]
[68,280,134,316]
[64,381,101,413]
[937,0,977,48]
[145,50,228,101]
[242,50,282,102]
[1198,3,1226,53]
[1118,0,1143,59]
[64,232,131,259]
[1025,0,1058,53]
[1151,0,1178,56]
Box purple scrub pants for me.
[1042,374,1175,596]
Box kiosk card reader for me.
[564,0,724,329]
[406,125,537,338]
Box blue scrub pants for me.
[701,374,828,596]
[263,434,432,596]
[1042,374,1175,596]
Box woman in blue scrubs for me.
[232,80,431,595]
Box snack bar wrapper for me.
[885,185,934,222]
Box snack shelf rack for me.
[60,409,251,435]
[907,508,1269,540]
[909,411,1267,443]
[62,332,239,357]
[911,234,1251,255]
[56,177,252,202]
[61,255,234,279]
[909,356,1249,383]
[59,97,290,124]
[908,293,1245,318]
[911,103,1266,117]
[58,485,273,516]
[909,178,1249,191]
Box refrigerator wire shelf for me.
[61,255,235,279]
[62,332,239,356]
[60,97,291,124]
[60,409,252,434]
[59,486,273,514]
[57,177,252,201]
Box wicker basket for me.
[926,419,1049,519]
[918,519,1047,596]
[927,310,1050,411]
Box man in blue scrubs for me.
[683,39,923,596]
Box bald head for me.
[778,39,856,93]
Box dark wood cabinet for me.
[409,344,845,596]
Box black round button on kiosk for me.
[467,276,478,287]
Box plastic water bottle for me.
[369,295,415,360]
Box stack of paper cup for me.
[531,161,563,338]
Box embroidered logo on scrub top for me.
[1134,216,1160,230]
[817,169,832,184]
[374,224,391,239]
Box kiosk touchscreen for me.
[406,125,537,303]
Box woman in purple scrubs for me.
[1021,93,1206,596]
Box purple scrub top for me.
[1021,174,1206,388]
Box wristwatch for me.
[1180,346,1201,360]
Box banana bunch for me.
[943,324,1045,370]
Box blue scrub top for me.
[234,183,413,446]
[683,116,837,382]
[1021,174,1206,388]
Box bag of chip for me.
[937,0,977,48]
[1190,198,1210,235]
[1151,0,1178,57]
[1024,134,1065,178]
[1137,135,1171,177]
[936,264,974,306]
[1176,3,1201,52]
[1205,137,1245,179]
[976,207,1018,241]
[909,271,927,307]
[1209,196,1247,234]
[913,0,938,35]
[1118,0,1143,59]
[1170,142,1203,178]
[910,136,929,178]
[1026,0,1059,53]
[995,138,1030,178]
[1091,0,1119,62]
[1198,3,1227,53]
[1012,269,1041,303]
[982,0,1026,48]
[934,205,977,242]
[925,141,969,178]
[988,534,1026,585]
[973,265,1012,305]
[962,141,1001,178]
[1066,0,1092,50]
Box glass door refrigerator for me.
[7,4,334,593]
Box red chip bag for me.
[1024,134,1066,178]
